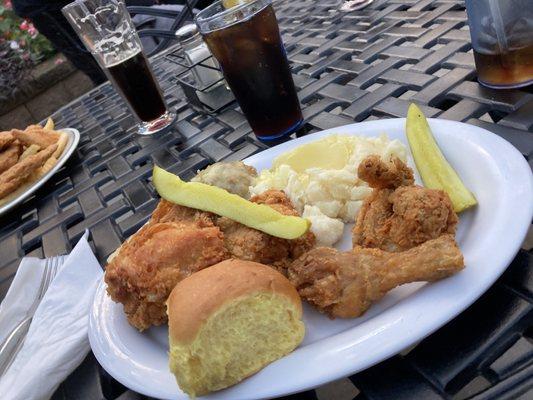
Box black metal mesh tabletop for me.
[1,0,532,399]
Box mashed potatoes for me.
[249,134,407,246]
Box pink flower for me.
[54,58,65,65]
[28,25,38,38]
[4,0,12,10]
[19,20,29,31]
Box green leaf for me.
[0,19,10,32]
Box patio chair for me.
[128,0,200,57]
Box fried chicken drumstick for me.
[288,234,464,318]
[353,155,458,251]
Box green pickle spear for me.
[406,103,477,213]
[152,166,310,239]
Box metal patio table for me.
[1,0,532,399]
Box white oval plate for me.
[89,118,533,400]
[0,128,80,216]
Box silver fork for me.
[0,255,66,377]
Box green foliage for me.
[0,0,56,64]
[0,40,31,97]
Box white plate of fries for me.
[0,118,80,216]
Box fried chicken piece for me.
[0,143,57,199]
[215,190,315,273]
[150,198,216,227]
[105,191,314,331]
[105,201,228,331]
[288,234,464,318]
[357,155,414,189]
[0,143,21,174]
[353,156,457,251]
[12,126,59,149]
[386,186,458,248]
[0,132,15,151]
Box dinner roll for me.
[167,259,305,397]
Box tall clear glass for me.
[62,0,175,135]
[195,0,303,141]
[465,0,533,89]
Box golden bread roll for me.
[167,259,305,397]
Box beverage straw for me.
[488,0,509,55]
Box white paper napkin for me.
[0,231,103,400]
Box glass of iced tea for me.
[195,0,303,141]
[62,0,175,135]
[465,0,533,89]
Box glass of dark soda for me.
[62,0,175,135]
[195,0,303,141]
[465,0,533,89]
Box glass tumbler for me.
[195,0,303,141]
[62,0,175,135]
[465,0,533,89]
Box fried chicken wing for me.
[353,155,457,251]
[0,143,57,199]
[0,143,21,174]
[105,201,228,330]
[288,234,464,318]
[216,190,315,272]
[0,132,15,151]
[357,155,414,189]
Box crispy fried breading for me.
[288,235,464,318]
[0,143,21,174]
[386,186,458,248]
[12,126,59,149]
[0,132,15,151]
[357,155,414,189]
[353,156,457,251]
[105,190,316,331]
[0,143,57,199]
[105,202,229,331]
[215,190,315,273]
[352,189,394,250]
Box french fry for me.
[44,118,54,130]
[20,144,41,160]
[0,182,33,206]
[38,156,58,176]
[52,132,68,158]
[0,118,67,204]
